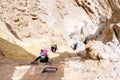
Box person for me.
[72,43,78,51]
[51,43,57,53]
[31,49,49,64]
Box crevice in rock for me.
[113,26,119,40]
[107,0,118,11]
[81,1,94,14]
[13,7,26,12]
[14,19,20,22]
[32,17,38,20]
[74,0,95,24]
[30,14,37,17]
[98,0,106,10]
[97,26,113,43]
[85,47,102,61]
[118,0,120,4]
[5,23,21,40]
[113,25,120,42]
[0,49,5,60]
[74,0,81,7]
[74,0,94,14]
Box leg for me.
[53,47,57,53]
[31,56,41,64]
[51,47,54,52]
[45,56,49,63]
[54,47,57,52]
[35,56,41,62]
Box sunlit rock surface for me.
[0,0,120,80]
[0,0,120,55]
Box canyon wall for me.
[0,0,120,57]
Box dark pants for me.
[51,47,57,52]
[73,46,77,51]
[35,56,49,63]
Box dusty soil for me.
[21,63,64,80]
[0,52,64,80]
[0,53,17,80]
[0,53,30,80]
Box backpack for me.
[43,49,48,56]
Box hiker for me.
[31,49,49,64]
[72,43,78,51]
[51,43,57,53]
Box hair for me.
[41,49,43,52]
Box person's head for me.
[41,49,44,52]
[54,43,57,46]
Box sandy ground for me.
[0,52,64,80]
[1,53,120,80]
[0,58,16,80]
[21,63,64,80]
[0,53,33,80]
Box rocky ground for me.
[63,58,120,80]
[21,63,64,80]
[0,0,120,80]
[1,52,120,80]
[0,54,15,80]
[0,52,64,80]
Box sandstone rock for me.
[0,0,120,80]
[86,41,120,61]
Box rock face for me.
[63,58,120,80]
[0,0,120,80]
[0,0,120,55]
[86,41,120,61]
[85,9,120,61]
[0,0,119,55]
